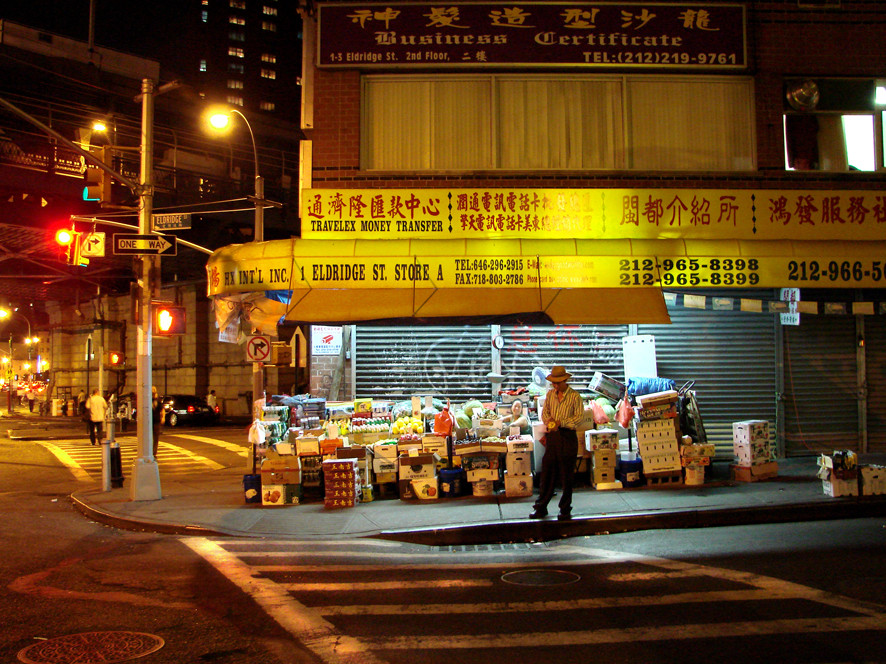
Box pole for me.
[130,78,161,501]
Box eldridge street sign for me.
[113,234,177,256]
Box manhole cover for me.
[18,631,164,664]
[501,569,581,586]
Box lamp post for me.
[207,108,265,416]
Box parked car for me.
[161,394,219,427]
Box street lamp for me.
[0,307,37,413]
[205,106,266,417]
[205,107,264,242]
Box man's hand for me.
[547,420,559,431]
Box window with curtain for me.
[361,74,755,172]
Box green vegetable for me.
[462,400,483,417]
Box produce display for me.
[391,416,424,436]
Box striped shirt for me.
[542,385,584,430]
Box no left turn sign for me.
[246,335,271,362]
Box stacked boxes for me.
[260,451,301,506]
[584,429,621,489]
[636,417,682,474]
[860,465,886,496]
[323,458,361,508]
[504,434,533,497]
[817,451,859,497]
[681,442,715,486]
[372,441,399,484]
[398,451,440,500]
[732,420,778,482]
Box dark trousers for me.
[87,420,103,445]
[534,428,579,514]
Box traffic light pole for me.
[130,78,162,501]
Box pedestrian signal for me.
[152,303,186,336]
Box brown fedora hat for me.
[546,366,572,383]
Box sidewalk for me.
[68,456,886,545]
[8,410,886,545]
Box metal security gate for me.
[865,316,886,454]
[499,324,629,396]
[782,315,859,455]
[638,291,778,458]
[354,326,492,403]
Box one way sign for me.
[113,234,177,256]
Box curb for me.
[376,497,886,546]
[69,492,234,538]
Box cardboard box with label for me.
[504,473,533,497]
[466,468,499,483]
[585,428,619,452]
[505,453,531,476]
[398,453,439,480]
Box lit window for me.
[228,63,244,73]
[199,60,207,72]
[228,47,244,58]
[260,69,276,80]
[228,80,244,89]
[261,53,277,64]
[260,102,276,111]
[263,6,278,15]
[202,0,208,4]
[229,0,245,8]
[201,10,208,22]
[229,31,245,41]
[227,95,244,106]
[262,21,277,32]
[229,16,245,25]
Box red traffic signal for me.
[107,350,124,366]
[54,228,88,266]
[152,303,186,336]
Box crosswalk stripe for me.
[172,434,249,456]
[281,579,494,592]
[314,588,802,616]
[36,442,92,482]
[184,537,386,664]
[157,441,225,470]
[357,615,886,649]
[250,557,614,573]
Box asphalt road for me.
[3,424,886,664]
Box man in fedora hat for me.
[530,365,584,521]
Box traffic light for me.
[83,147,112,203]
[152,302,186,336]
[54,228,88,266]
[106,350,124,366]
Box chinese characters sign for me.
[317,2,746,69]
[301,188,886,241]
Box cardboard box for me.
[732,420,770,445]
[822,478,859,497]
[481,439,508,453]
[353,398,373,414]
[261,484,299,506]
[320,438,344,456]
[505,453,532,476]
[296,436,320,456]
[422,437,448,456]
[373,443,399,459]
[336,446,368,460]
[372,458,397,475]
[636,403,678,421]
[860,466,885,495]
[681,455,711,467]
[466,468,499,482]
[591,448,617,469]
[397,441,423,454]
[592,466,616,485]
[589,371,625,401]
[681,443,716,457]
[375,472,398,484]
[461,453,500,470]
[731,461,778,482]
[504,474,533,497]
[398,478,417,500]
[411,478,440,499]
[636,390,679,408]
[638,440,679,456]
[506,436,533,453]
[262,469,301,485]
[453,440,483,455]
[641,454,682,474]
[398,453,438,480]
[684,464,705,485]
[585,428,619,452]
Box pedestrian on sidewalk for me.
[76,389,86,416]
[206,389,217,410]
[85,388,108,446]
[117,392,134,432]
[151,385,163,457]
[530,366,584,522]
[26,386,36,413]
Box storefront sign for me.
[206,249,886,297]
[317,3,747,70]
[301,188,886,241]
[312,326,343,355]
